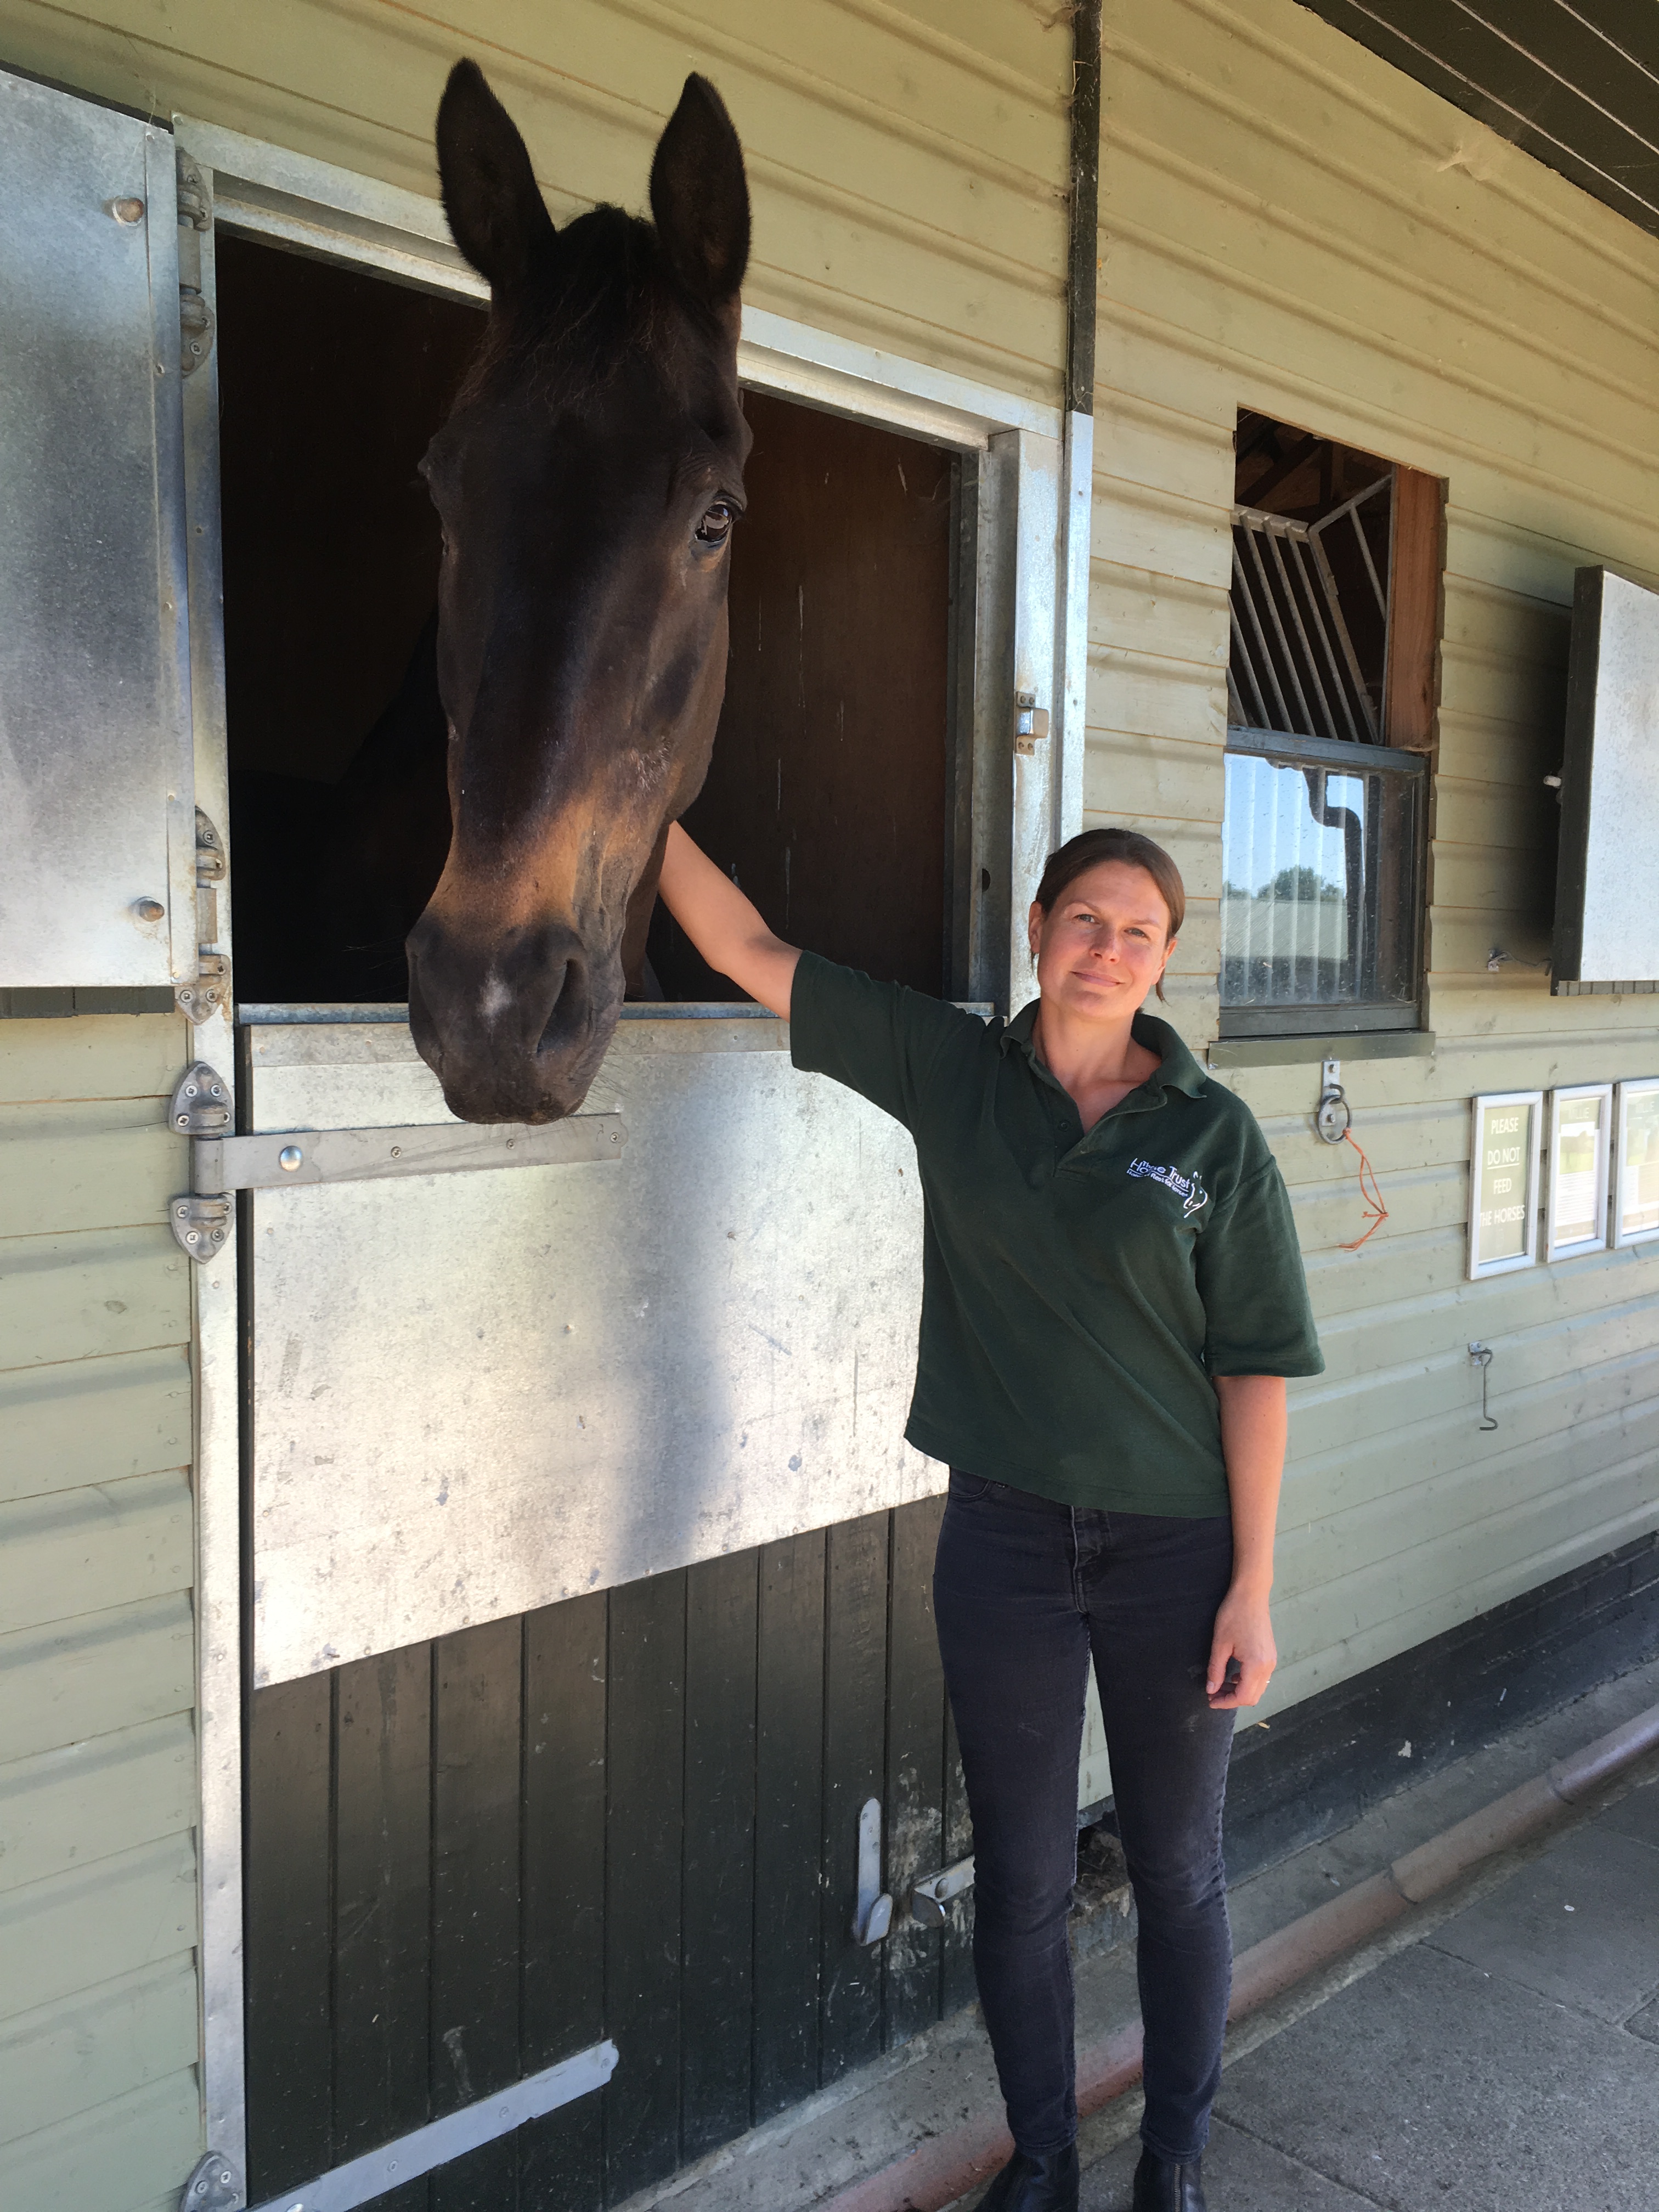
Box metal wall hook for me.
[1315,1057,1351,1144]
[1468,1342,1498,1431]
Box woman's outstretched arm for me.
[656,821,802,1019]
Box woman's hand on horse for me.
[1205,1582,1277,1710]
[657,822,802,1020]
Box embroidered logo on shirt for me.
[1127,1157,1210,1218]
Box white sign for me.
[1468,1091,1541,1280]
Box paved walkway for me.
[1079,1774,1659,2211]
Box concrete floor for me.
[1079,1775,1659,2212]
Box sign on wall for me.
[1468,1091,1542,1280]
[1545,1084,1612,1261]
[1615,1078,1659,1248]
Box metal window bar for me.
[1227,482,1389,748]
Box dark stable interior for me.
[1234,409,1394,730]
[218,234,953,1006]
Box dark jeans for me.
[933,1469,1237,2165]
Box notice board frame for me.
[1468,1090,1542,1281]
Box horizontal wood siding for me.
[0,0,1071,410]
[1090,0,1659,1716]
[0,1017,203,2212]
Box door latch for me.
[851,1797,893,1946]
[1014,690,1051,756]
[910,1853,974,1928]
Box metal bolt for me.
[109,196,145,224]
[390,1144,401,1158]
[134,896,165,922]
[278,1145,304,1172]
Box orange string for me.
[1339,1127,1389,1251]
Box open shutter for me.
[0,70,195,990]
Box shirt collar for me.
[999,1001,1208,1101]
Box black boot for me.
[1131,2147,1206,2211]
[978,2141,1080,2211]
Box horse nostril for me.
[536,952,591,1058]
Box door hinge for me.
[176,151,215,375]
[165,1062,628,1262]
[176,810,229,1024]
[178,2149,243,2212]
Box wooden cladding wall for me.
[244,1502,970,2211]
[0,0,1072,412]
[0,1016,202,2212]
[1087,0,1659,1716]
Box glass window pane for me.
[1220,749,1417,1012]
[1553,1096,1603,1247]
[1621,1087,1659,1239]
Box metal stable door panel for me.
[242,1011,938,1686]
[0,70,196,988]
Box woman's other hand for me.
[1205,1583,1277,1709]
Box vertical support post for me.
[178,146,248,2189]
[1059,0,1101,851]
[1007,427,1062,998]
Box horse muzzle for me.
[405,909,619,1123]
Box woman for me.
[657,820,1322,2212]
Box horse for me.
[398,59,752,1122]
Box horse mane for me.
[453,203,715,416]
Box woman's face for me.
[1028,860,1175,1022]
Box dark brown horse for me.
[405,60,752,1121]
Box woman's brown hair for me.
[1032,827,1185,1001]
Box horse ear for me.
[436,59,556,298]
[650,75,750,306]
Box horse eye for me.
[695,499,736,548]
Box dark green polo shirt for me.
[791,953,1323,1516]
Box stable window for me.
[1220,411,1442,1038]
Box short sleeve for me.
[1194,1157,1325,1378]
[789,952,978,1131]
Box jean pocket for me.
[947,1468,996,1502]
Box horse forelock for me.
[451,204,730,421]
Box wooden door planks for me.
[882,1499,947,2047]
[335,1645,432,2212]
[521,1591,607,2211]
[681,1552,760,2158]
[820,1513,891,2084]
[245,1673,332,2196]
[431,1617,523,2212]
[602,1571,687,2202]
[242,1500,965,2208]
[754,1528,828,2120]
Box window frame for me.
[1219,723,1427,1039]
[1219,424,1442,1042]
[1544,1081,1613,1261]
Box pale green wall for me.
[1089,0,1659,1715]
[0,1015,202,2212]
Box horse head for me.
[407,60,751,1121]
